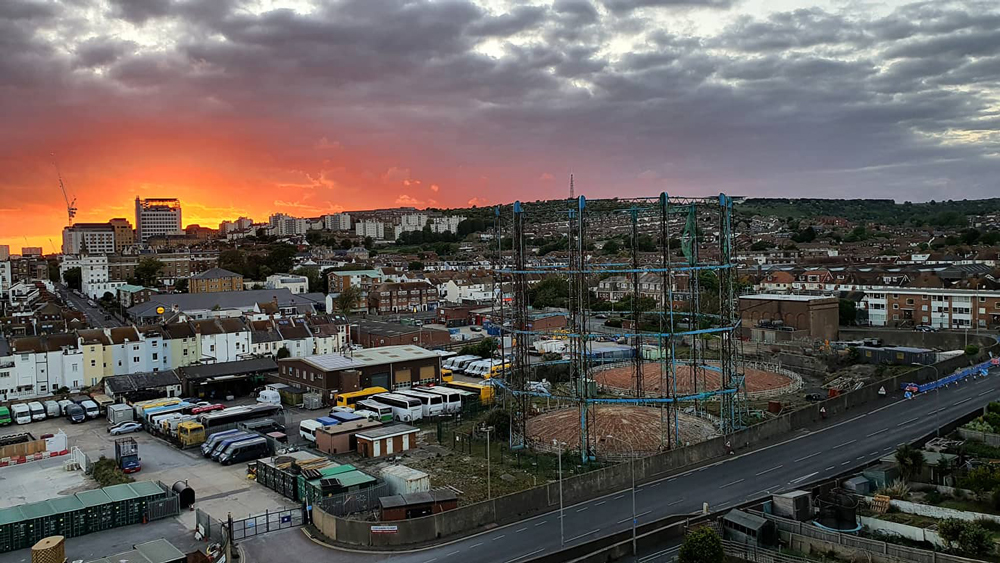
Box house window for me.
[91,360,96,367]
[892,304,898,309]
[133,356,139,363]
[183,349,188,356]
[72,364,78,372]
[210,345,215,352]
[152,353,158,361]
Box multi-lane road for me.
[242,363,1000,563]
[55,284,124,329]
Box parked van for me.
[211,432,255,461]
[80,400,100,419]
[218,437,269,466]
[66,404,87,424]
[58,399,74,415]
[200,429,244,457]
[12,403,31,424]
[0,406,11,426]
[299,419,324,443]
[44,400,61,418]
[257,389,281,405]
[28,402,46,421]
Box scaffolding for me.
[491,193,748,463]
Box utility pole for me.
[482,425,494,499]
[555,439,565,546]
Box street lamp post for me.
[554,439,565,546]
[607,435,637,558]
[482,425,494,500]
[914,363,941,437]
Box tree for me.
[363,236,374,250]
[839,299,858,326]
[408,261,425,271]
[460,337,498,358]
[174,278,189,293]
[134,257,164,287]
[276,346,291,359]
[749,240,774,251]
[602,240,621,254]
[939,519,994,557]
[895,444,926,481]
[678,527,724,563]
[63,267,82,290]
[335,285,364,315]
[965,344,980,356]
[529,276,569,308]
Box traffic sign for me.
[371,525,398,534]
[878,386,886,396]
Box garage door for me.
[419,366,435,382]
[394,369,412,384]
[371,372,390,389]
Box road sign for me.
[878,386,886,396]
[371,525,398,534]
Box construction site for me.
[490,193,763,462]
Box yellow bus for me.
[441,368,454,382]
[132,398,181,418]
[445,381,494,404]
[334,386,389,408]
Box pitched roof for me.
[190,267,242,280]
[104,370,181,394]
[128,288,322,318]
[77,329,111,346]
[179,358,277,381]
[109,326,141,344]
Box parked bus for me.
[199,404,283,433]
[354,400,394,423]
[191,403,225,415]
[334,386,389,408]
[370,393,423,422]
[200,429,246,457]
[445,381,495,405]
[132,398,181,419]
[454,356,483,374]
[218,437,270,466]
[413,386,466,414]
[396,389,446,417]
[141,402,192,425]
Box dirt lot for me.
[595,363,793,395]
[526,406,718,456]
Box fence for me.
[750,510,981,563]
[68,446,92,473]
[196,508,220,540]
[957,426,1000,446]
[229,507,304,540]
[316,482,391,517]
[722,540,813,563]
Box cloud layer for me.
[2,0,999,248]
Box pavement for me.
[56,283,124,329]
[240,366,1000,563]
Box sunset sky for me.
[2,0,999,251]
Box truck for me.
[0,406,10,426]
[107,403,134,427]
[89,393,114,414]
[177,421,206,448]
[114,437,141,473]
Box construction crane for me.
[48,238,58,255]
[50,153,77,226]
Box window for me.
[91,360,96,367]
[183,349,188,356]
[210,345,215,352]
[893,304,899,309]
[893,314,900,320]
[906,299,914,305]
[152,353,158,361]
[133,356,139,363]
[72,364,78,372]
[980,297,987,302]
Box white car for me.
[109,422,142,435]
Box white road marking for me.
[492,535,505,541]
[897,417,920,427]
[565,529,600,543]
[833,439,857,449]
[576,507,588,512]
[595,501,606,506]
[825,466,835,471]
[756,465,783,476]
[614,495,625,500]
[841,460,851,465]
[720,478,745,489]
[666,498,685,506]
[866,428,888,437]
[470,543,483,548]
[534,521,547,527]
[789,472,818,485]
[515,527,527,533]
[447,550,461,556]
[794,452,822,462]
[954,398,972,406]
[505,549,545,563]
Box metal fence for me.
[316,482,391,517]
[68,446,92,473]
[722,540,813,563]
[750,510,982,563]
[230,507,304,540]
[196,508,219,540]
[147,495,180,521]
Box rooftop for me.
[350,345,441,367]
[190,267,242,280]
[295,354,364,372]
[740,293,838,302]
[356,423,419,440]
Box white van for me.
[58,399,74,415]
[257,389,281,405]
[27,402,47,421]
[80,400,100,419]
[299,419,324,443]
[11,403,31,424]
[44,400,61,418]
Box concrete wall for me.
[841,328,995,352]
[859,516,946,548]
[888,498,1000,524]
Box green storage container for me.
[0,506,25,552]
[77,489,114,533]
[49,495,86,538]
[19,501,57,547]
[104,483,141,526]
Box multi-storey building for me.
[189,268,244,293]
[109,218,135,252]
[21,247,43,257]
[355,220,386,240]
[135,197,182,243]
[268,213,308,237]
[107,251,219,283]
[430,216,465,234]
[368,281,439,313]
[265,273,308,294]
[322,213,352,231]
[0,261,11,298]
[858,288,1000,330]
[61,255,125,299]
[220,216,255,234]
[326,269,385,312]
[0,245,8,261]
[62,222,116,255]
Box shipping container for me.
[107,404,134,426]
[380,465,430,496]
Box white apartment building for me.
[220,216,255,234]
[61,255,125,299]
[135,197,183,243]
[268,213,308,237]
[0,245,9,261]
[356,220,386,240]
[430,216,465,234]
[323,213,352,231]
[62,223,117,255]
[266,273,309,294]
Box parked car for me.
[915,325,937,332]
[109,422,143,435]
[804,393,825,402]
[470,326,482,332]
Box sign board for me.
[371,525,398,534]
[280,514,291,524]
[156,306,165,314]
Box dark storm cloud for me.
[0,0,55,20]
[3,0,1000,202]
[107,0,173,24]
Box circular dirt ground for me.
[594,363,792,395]
[526,406,718,455]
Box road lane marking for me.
[595,501,606,506]
[866,428,888,437]
[869,451,879,456]
[833,439,857,449]
[668,477,677,482]
[492,535,505,541]
[720,478,745,489]
[979,391,992,397]
[447,550,461,556]
[470,543,483,548]
[576,507,588,512]
[534,521,547,527]
[636,510,652,518]
[515,527,527,533]
[789,472,818,484]
[666,498,685,506]
[897,417,920,426]
[825,466,835,471]
[424,559,437,563]
[505,549,545,563]
[841,460,851,465]
[954,398,972,406]
[566,529,600,543]
[794,452,821,462]
[856,456,865,460]
[756,465,783,476]
[614,495,625,500]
